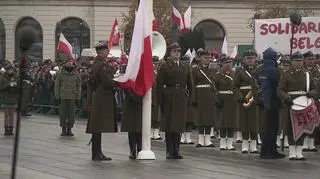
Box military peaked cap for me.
[292,51,304,61]
[243,49,257,58]
[303,51,314,58]
[95,41,108,51]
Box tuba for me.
[151,31,167,60]
[243,90,254,108]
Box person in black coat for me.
[259,47,285,159]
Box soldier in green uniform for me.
[55,61,80,136]
[301,51,318,152]
[192,50,219,148]
[233,50,259,154]
[157,43,192,159]
[277,51,317,160]
[86,41,116,161]
[214,55,236,150]
[276,56,291,148]
[0,65,18,135]
[151,56,162,140]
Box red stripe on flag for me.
[57,41,74,61]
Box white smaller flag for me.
[221,36,228,55]
[181,6,192,31]
[230,45,238,59]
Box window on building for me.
[194,19,225,52]
[55,17,90,61]
[15,17,43,62]
[0,18,5,62]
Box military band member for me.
[157,43,192,159]
[233,50,259,154]
[301,51,318,152]
[277,56,291,148]
[86,41,116,161]
[55,61,81,136]
[0,65,18,136]
[151,56,162,140]
[214,55,236,150]
[192,50,219,148]
[277,51,317,160]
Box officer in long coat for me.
[86,41,116,161]
[277,51,317,160]
[214,55,236,150]
[277,56,291,148]
[55,61,81,136]
[301,51,318,152]
[192,50,220,148]
[0,65,18,136]
[151,57,162,140]
[157,43,192,159]
[121,89,142,159]
[233,50,259,154]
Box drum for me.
[290,95,320,141]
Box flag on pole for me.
[230,45,238,59]
[221,36,228,55]
[57,33,75,63]
[113,0,154,97]
[108,18,120,50]
[152,12,159,31]
[172,6,182,26]
[181,6,191,32]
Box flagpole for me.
[137,0,155,160]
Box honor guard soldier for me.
[157,43,192,159]
[233,50,259,154]
[277,56,291,148]
[278,51,317,160]
[192,49,220,147]
[301,50,318,152]
[258,48,285,159]
[214,55,236,150]
[151,56,162,140]
[55,61,81,136]
[86,41,116,161]
[0,65,18,136]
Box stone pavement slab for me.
[0,113,319,179]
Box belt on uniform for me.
[219,90,233,94]
[287,91,306,95]
[163,84,185,89]
[240,86,251,90]
[196,84,211,88]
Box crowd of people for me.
[0,40,319,162]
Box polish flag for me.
[230,45,238,59]
[108,18,120,50]
[181,6,191,32]
[152,12,159,31]
[113,0,154,97]
[57,33,75,63]
[221,36,228,55]
[172,6,182,26]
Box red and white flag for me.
[172,6,192,32]
[230,45,238,59]
[108,18,121,50]
[152,12,159,31]
[57,33,75,63]
[113,0,154,97]
[172,6,182,26]
[221,36,228,55]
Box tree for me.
[121,0,173,51]
[248,0,314,32]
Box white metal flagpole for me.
[137,0,155,160]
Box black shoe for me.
[66,128,74,136]
[250,151,259,154]
[289,157,297,160]
[92,153,112,161]
[302,148,310,152]
[228,147,236,151]
[273,152,286,159]
[129,153,137,159]
[236,140,242,143]
[205,144,215,148]
[241,151,248,154]
[166,155,174,159]
[309,148,318,152]
[152,137,163,141]
[4,128,14,136]
[187,142,194,145]
[296,157,306,161]
[60,127,67,136]
[195,144,204,147]
[173,155,183,159]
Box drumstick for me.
[293,103,307,108]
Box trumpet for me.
[243,90,254,108]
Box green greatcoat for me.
[0,73,19,107]
[121,89,142,132]
[54,69,81,100]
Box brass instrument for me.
[243,90,254,108]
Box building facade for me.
[0,0,320,61]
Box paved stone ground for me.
[0,113,319,179]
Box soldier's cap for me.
[168,42,181,51]
[95,41,109,51]
[217,54,230,63]
[292,51,303,61]
[280,56,291,64]
[197,48,209,57]
[243,49,257,58]
[303,51,314,59]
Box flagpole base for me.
[137,150,155,160]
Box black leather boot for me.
[92,133,112,161]
[128,132,137,159]
[60,127,67,136]
[66,127,74,136]
[165,132,174,159]
[173,132,183,159]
